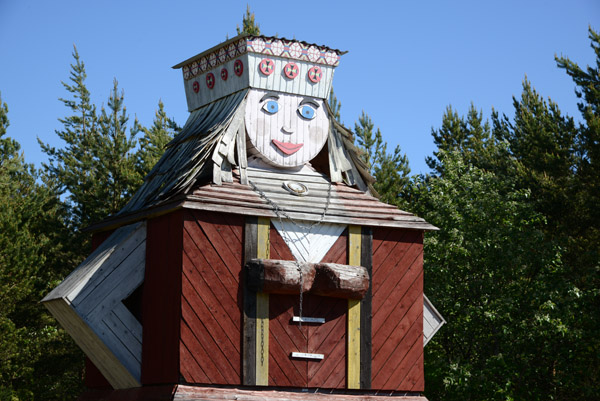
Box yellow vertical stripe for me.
[347,225,362,389]
[255,217,270,385]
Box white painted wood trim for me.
[290,352,324,360]
[423,294,446,347]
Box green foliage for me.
[353,111,411,204]
[410,152,565,400]
[327,87,342,123]
[136,99,179,177]
[416,27,600,400]
[0,92,83,400]
[236,5,260,35]
[39,49,141,230]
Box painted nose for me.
[281,125,293,134]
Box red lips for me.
[272,139,303,155]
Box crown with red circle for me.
[173,34,346,111]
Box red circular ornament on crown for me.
[221,68,228,81]
[283,62,299,79]
[307,66,322,83]
[234,59,244,76]
[206,73,215,89]
[259,58,275,76]
[192,80,200,93]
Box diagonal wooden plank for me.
[182,267,241,361]
[180,321,227,384]
[381,317,423,390]
[319,230,347,264]
[180,341,210,383]
[372,245,422,315]
[181,289,240,381]
[373,308,422,389]
[399,350,424,392]
[184,222,239,303]
[372,235,420,296]
[372,289,422,377]
[196,215,243,280]
[269,226,295,260]
[183,231,240,326]
[372,229,409,274]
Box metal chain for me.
[249,178,332,330]
[249,180,332,231]
[260,318,265,365]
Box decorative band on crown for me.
[182,36,342,81]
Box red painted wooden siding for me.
[268,227,348,388]
[142,210,184,384]
[371,228,424,391]
[179,210,244,385]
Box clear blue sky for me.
[1,1,598,174]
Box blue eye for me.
[262,100,279,114]
[298,105,316,119]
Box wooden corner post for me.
[243,216,270,386]
[347,225,372,389]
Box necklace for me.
[248,178,333,326]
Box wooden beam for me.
[347,225,362,389]
[255,217,270,386]
[242,217,258,386]
[360,226,373,389]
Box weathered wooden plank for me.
[183,224,239,311]
[180,321,228,384]
[243,217,257,386]
[371,289,422,378]
[181,267,241,371]
[183,200,437,230]
[398,348,424,392]
[372,270,423,355]
[44,299,140,389]
[423,294,446,347]
[180,293,239,383]
[44,223,143,303]
[255,217,270,386]
[269,293,308,387]
[378,315,423,390]
[347,225,362,389]
[347,299,361,389]
[80,257,145,324]
[372,249,422,332]
[360,226,373,389]
[102,306,142,363]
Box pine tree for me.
[40,50,140,230]
[96,79,140,217]
[236,5,260,35]
[136,99,179,177]
[0,92,83,400]
[328,87,342,123]
[353,111,411,204]
[38,46,101,230]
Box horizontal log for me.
[246,259,315,294]
[246,259,369,299]
[311,262,370,299]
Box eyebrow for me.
[260,92,280,102]
[299,97,320,108]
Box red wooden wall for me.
[84,212,424,393]
[371,227,424,391]
[268,227,348,388]
[179,210,244,385]
[142,210,184,384]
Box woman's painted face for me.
[245,89,329,168]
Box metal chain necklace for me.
[248,178,333,326]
